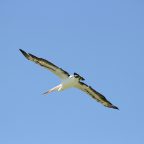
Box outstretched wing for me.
[19,49,70,79]
[76,82,119,109]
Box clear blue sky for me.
[1,0,144,143]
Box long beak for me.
[43,84,62,96]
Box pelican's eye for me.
[74,72,79,77]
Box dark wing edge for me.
[76,82,119,110]
[19,49,70,79]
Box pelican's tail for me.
[43,84,62,95]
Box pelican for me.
[19,49,118,110]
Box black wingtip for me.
[112,105,119,110]
[19,49,25,54]
[19,49,30,59]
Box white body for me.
[43,75,78,95]
[60,75,78,91]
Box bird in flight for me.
[20,49,118,110]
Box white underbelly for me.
[60,78,78,91]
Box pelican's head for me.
[74,72,85,81]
